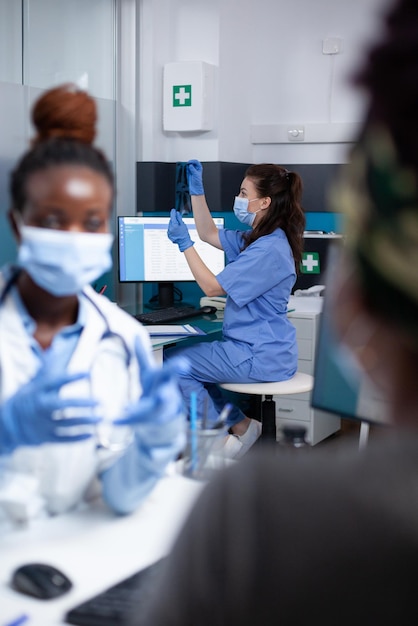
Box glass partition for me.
[0,0,117,293]
[0,0,22,83]
[23,0,115,100]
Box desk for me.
[148,313,223,364]
[1,472,204,626]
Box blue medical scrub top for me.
[217,228,297,381]
[5,266,85,372]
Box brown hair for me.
[31,83,97,146]
[10,83,114,213]
[241,164,306,270]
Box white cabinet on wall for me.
[275,306,340,445]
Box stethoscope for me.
[0,267,21,305]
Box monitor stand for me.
[149,282,194,310]
[359,421,370,450]
[156,282,175,308]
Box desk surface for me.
[1,471,204,626]
[148,312,223,350]
[127,298,323,355]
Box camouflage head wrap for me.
[330,123,418,344]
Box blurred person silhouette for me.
[0,84,186,519]
[139,0,418,623]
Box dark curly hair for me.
[341,0,418,343]
[355,0,418,171]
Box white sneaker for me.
[222,434,243,459]
[223,419,262,460]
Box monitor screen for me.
[118,215,225,306]
[293,233,343,293]
[311,245,390,426]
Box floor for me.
[313,418,390,451]
[315,418,362,450]
[272,419,371,452]
[246,394,379,452]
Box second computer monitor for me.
[311,244,390,426]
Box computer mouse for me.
[11,562,73,600]
[200,305,217,315]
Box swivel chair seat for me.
[220,372,314,442]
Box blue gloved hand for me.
[168,208,194,252]
[187,159,204,195]
[101,337,189,515]
[114,336,188,435]
[0,366,100,454]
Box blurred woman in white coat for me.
[0,84,186,519]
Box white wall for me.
[137,0,392,165]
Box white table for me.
[0,472,204,626]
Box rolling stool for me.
[220,372,314,442]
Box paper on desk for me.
[146,324,206,337]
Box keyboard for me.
[65,558,166,626]
[135,305,205,325]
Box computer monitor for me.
[311,244,390,426]
[118,215,225,307]
[293,233,343,293]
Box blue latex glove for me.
[168,208,194,252]
[0,367,99,454]
[187,159,204,195]
[114,336,188,434]
[102,337,189,514]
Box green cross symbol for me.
[300,252,320,274]
[173,85,192,107]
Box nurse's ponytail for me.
[242,164,305,270]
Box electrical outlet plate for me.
[287,127,305,142]
[322,37,342,54]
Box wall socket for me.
[287,127,305,141]
[322,37,342,54]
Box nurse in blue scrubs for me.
[167,161,305,458]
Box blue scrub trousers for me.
[165,340,255,428]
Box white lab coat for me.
[0,272,153,516]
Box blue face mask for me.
[17,224,114,296]
[233,196,268,227]
[233,197,256,226]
